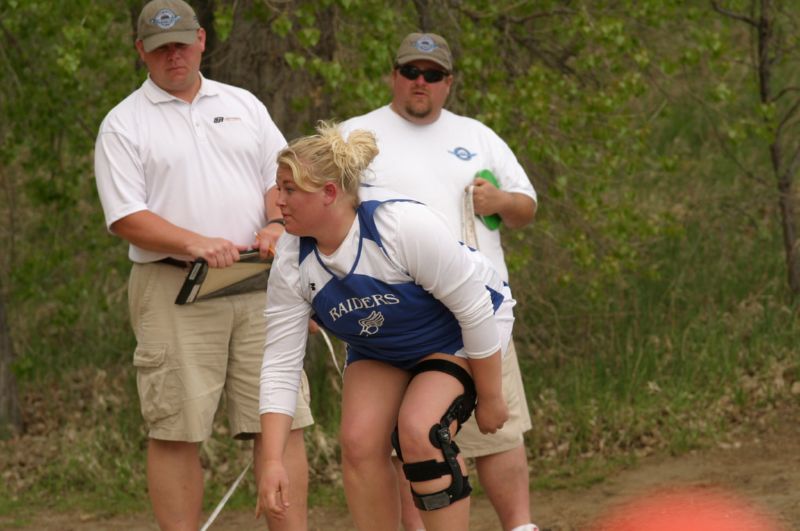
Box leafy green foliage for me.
[1,0,141,373]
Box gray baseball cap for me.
[137,0,201,53]
[395,32,453,72]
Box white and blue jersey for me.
[260,186,515,417]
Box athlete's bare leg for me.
[396,354,473,531]
[340,360,410,530]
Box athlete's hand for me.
[255,460,290,521]
[475,394,508,434]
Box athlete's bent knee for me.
[392,359,477,511]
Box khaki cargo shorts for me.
[128,262,313,442]
[456,340,532,457]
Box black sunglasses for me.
[397,64,449,83]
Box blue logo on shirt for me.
[449,147,477,161]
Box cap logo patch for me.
[414,35,438,53]
[150,8,182,29]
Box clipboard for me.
[174,250,272,305]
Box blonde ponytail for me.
[277,121,379,207]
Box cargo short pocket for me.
[133,344,182,424]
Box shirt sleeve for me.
[483,125,537,203]
[94,125,149,229]
[383,202,501,359]
[259,238,312,416]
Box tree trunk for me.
[0,289,22,438]
[713,0,800,298]
[776,160,800,295]
[755,0,800,298]
[412,0,432,32]
[196,0,217,79]
[207,0,337,138]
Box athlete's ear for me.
[322,182,338,205]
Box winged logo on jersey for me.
[358,311,385,336]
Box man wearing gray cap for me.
[93,1,312,529]
[341,32,539,531]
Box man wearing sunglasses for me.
[341,33,539,531]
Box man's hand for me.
[186,236,246,268]
[255,459,290,521]
[470,178,508,217]
[254,222,285,260]
[469,178,538,229]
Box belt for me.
[157,257,191,268]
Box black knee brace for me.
[391,359,477,511]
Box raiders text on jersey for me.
[328,293,400,321]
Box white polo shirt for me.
[94,75,286,263]
[341,105,537,282]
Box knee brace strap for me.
[401,432,472,510]
[411,359,477,431]
[391,359,477,461]
[392,359,477,511]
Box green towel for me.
[475,169,502,230]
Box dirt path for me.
[7,411,798,530]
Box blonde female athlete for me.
[256,122,515,531]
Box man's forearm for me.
[499,193,537,229]
[111,210,201,256]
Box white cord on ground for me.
[320,327,343,379]
[200,329,341,529]
[200,459,252,531]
